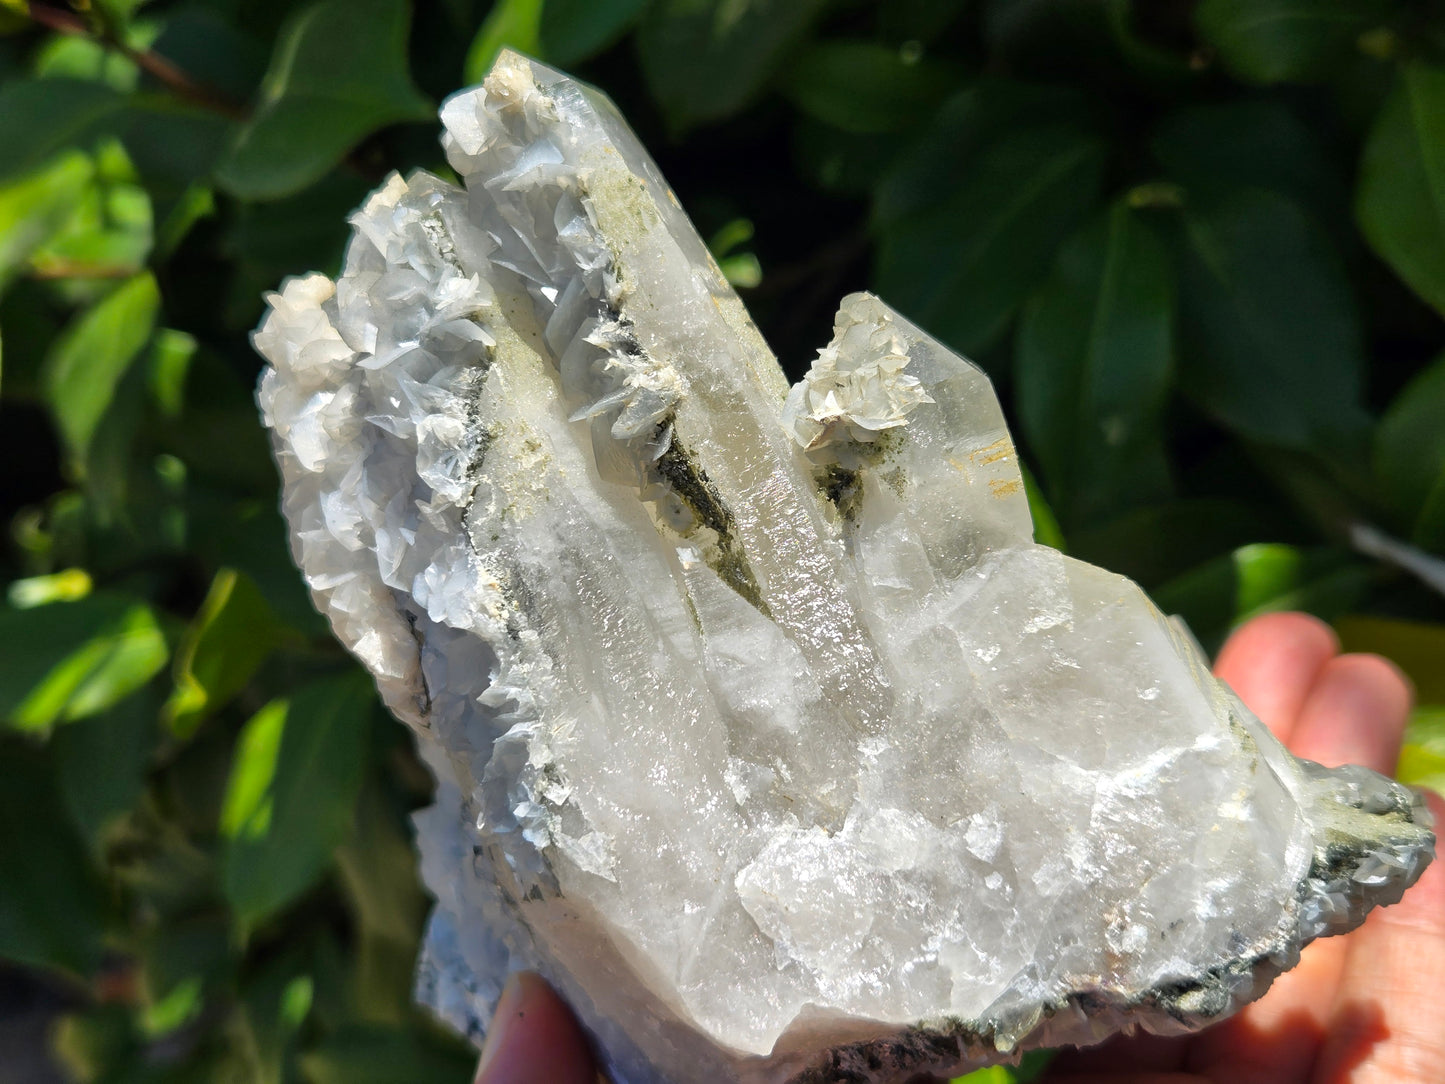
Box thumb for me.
[474,972,598,1084]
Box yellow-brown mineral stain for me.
[988,478,1022,499]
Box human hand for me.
[474,613,1445,1084]
[1045,611,1445,1084]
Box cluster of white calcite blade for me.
[254,51,1434,1084]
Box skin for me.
[474,612,1445,1084]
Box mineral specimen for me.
[254,50,1435,1084]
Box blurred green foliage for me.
[1,1,1444,1082]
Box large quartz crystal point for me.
[253,49,1435,1084]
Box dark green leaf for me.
[1194,0,1393,84]
[41,272,160,469]
[637,0,829,129]
[1153,544,1378,652]
[463,0,542,84]
[1357,64,1445,318]
[1375,352,1445,550]
[875,123,1106,355]
[1152,101,1346,232]
[165,568,285,738]
[782,41,959,135]
[0,593,169,732]
[1171,189,1369,449]
[217,0,431,200]
[0,78,125,185]
[1069,499,1292,589]
[52,691,156,849]
[0,740,109,977]
[1017,202,1174,525]
[874,80,1094,226]
[220,675,371,927]
[540,0,648,66]
[300,1026,476,1084]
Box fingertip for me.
[1290,653,1413,775]
[1214,612,1338,742]
[475,972,597,1084]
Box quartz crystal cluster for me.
[254,51,1435,1084]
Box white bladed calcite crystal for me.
[254,51,1435,1084]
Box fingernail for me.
[475,972,526,1082]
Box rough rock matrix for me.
[254,51,1435,1084]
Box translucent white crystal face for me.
[255,51,1433,1084]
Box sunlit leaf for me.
[221,675,371,927]
[165,568,285,738]
[1195,0,1392,84]
[1358,64,1445,317]
[0,594,169,732]
[217,0,431,200]
[41,272,160,470]
[0,151,94,291]
[464,0,542,84]
[1017,202,1174,526]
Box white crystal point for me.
[253,50,1435,1084]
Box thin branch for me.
[26,2,248,120]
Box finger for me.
[1046,1032,1187,1075]
[1314,790,1445,1084]
[1214,613,1339,743]
[475,972,598,1084]
[1287,654,1413,775]
[1180,935,1350,1084]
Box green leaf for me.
[539,0,647,66]
[1153,544,1378,653]
[29,140,154,279]
[1069,499,1289,590]
[1357,64,1445,318]
[1335,616,1445,704]
[782,41,959,134]
[0,78,126,185]
[52,691,156,849]
[1194,0,1393,84]
[1020,460,1066,551]
[1375,352,1445,550]
[41,272,160,470]
[217,0,431,200]
[1152,101,1346,231]
[0,740,110,977]
[165,568,285,738]
[1397,740,1445,794]
[463,0,542,84]
[1016,202,1174,526]
[875,80,1094,226]
[0,594,170,733]
[221,675,371,927]
[875,123,1106,355]
[637,0,830,129]
[299,1026,477,1084]
[1170,189,1368,450]
[0,151,94,291]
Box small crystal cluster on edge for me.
[253,51,1434,1084]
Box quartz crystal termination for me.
[253,51,1434,1084]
